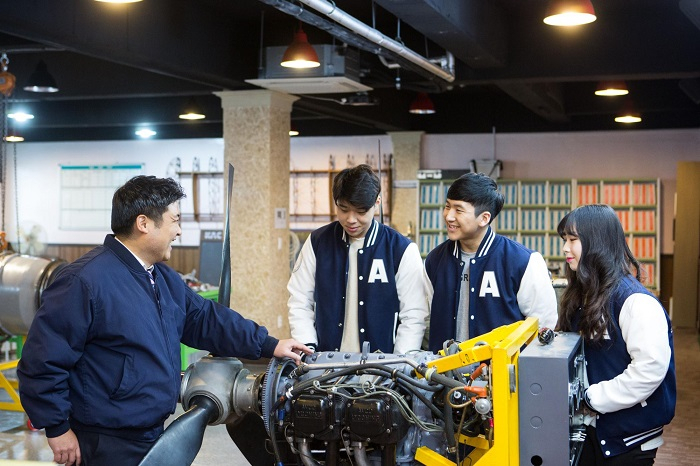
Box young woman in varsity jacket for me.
[425,172,558,352]
[288,164,429,354]
[558,204,676,466]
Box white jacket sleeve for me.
[517,252,558,330]
[393,242,430,354]
[287,237,319,346]
[586,293,671,414]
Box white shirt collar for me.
[114,236,151,272]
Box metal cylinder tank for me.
[0,252,67,335]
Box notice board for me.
[59,164,144,230]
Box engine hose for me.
[442,399,457,453]
[286,362,429,403]
[415,365,468,391]
[444,341,468,385]
[391,368,443,392]
[268,414,283,466]
[297,438,322,466]
[351,441,371,466]
[359,368,444,421]
[358,367,442,395]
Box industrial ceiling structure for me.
[1,0,699,142]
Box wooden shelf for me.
[290,162,393,228]
[177,171,223,222]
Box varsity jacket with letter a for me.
[288,220,429,354]
[425,226,557,352]
[581,275,675,458]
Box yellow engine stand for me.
[415,317,540,466]
[0,335,25,412]
[0,359,23,412]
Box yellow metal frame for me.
[0,359,23,412]
[415,317,539,466]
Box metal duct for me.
[0,253,67,335]
[296,0,455,83]
[256,0,453,89]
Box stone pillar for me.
[388,131,424,240]
[216,90,298,337]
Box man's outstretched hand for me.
[273,339,313,364]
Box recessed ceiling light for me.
[543,0,597,26]
[135,128,157,138]
[8,112,35,122]
[179,112,206,120]
[614,115,642,124]
[4,135,25,142]
[595,81,629,97]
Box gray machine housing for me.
[518,331,586,466]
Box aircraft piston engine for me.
[139,320,586,466]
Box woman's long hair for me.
[556,204,642,342]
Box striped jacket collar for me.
[451,226,496,259]
[341,219,380,248]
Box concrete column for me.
[216,90,298,337]
[388,131,424,240]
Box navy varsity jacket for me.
[425,227,557,352]
[288,220,429,354]
[581,275,675,458]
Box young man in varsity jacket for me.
[425,172,558,352]
[288,164,430,354]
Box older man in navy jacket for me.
[18,176,310,466]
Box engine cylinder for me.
[0,252,67,335]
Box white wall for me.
[7,139,225,247]
[290,134,393,170]
[5,129,698,254]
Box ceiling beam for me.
[374,0,568,122]
[0,1,255,89]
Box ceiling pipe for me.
[257,0,452,90]
[295,0,455,83]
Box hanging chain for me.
[1,94,7,233]
[14,141,19,253]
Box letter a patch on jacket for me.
[479,271,501,297]
[368,259,389,283]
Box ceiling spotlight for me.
[409,92,436,114]
[8,111,35,122]
[595,81,629,96]
[179,98,206,120]
[614,100,642,123]
[94,0,143,3]
[3,134,24,143]
[23,60,59,93]
[280,24,320,69]
[135,128,157,138]
[614,114,642,124]
[543,0,597,27]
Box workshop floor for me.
[0,401,249,465]
[0,329,698,465]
